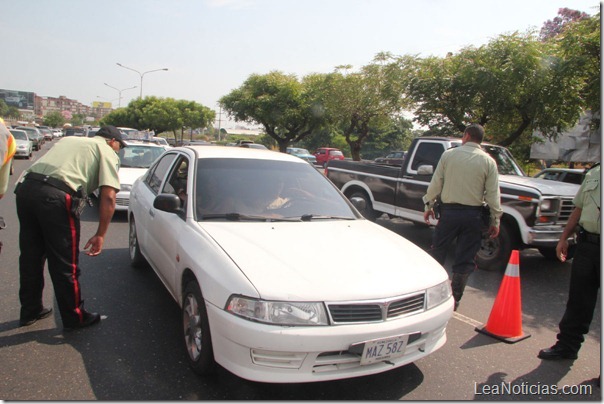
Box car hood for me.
[119,167,148,185]
[499,175,579,197]
[15,139,30,146]
[199,220,448,301]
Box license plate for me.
[359,334,409,365]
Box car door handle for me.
[149,209,155,218]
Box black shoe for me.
[454,300,460,311]
[538,345,578,360]
[63,311,101,331]
[19,307,53,327]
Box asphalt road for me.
[0,144,600,400]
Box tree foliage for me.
[315,53,409,160]
[219,71,327,152]
[398,23,599,147]
[42,111,66,128]
[540,8,589,40]
[101,97,214,137]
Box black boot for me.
[451,272,471,311]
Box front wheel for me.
[182,281,215,375]
[348,191,377,221]
[129,217,148,268]
[475,222,514,271]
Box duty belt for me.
[578,228,600,245]
[441,203,482,210]
[25,172,76,195]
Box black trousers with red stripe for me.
[16,179,85,327]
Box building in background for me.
[1,88,113,124]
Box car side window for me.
[145,153,177,194]
[162,156,190,213]
[410,142,446,171]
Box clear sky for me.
[0,0,599,127]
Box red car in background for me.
[314,147,344,167]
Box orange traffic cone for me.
[475,250,531,343]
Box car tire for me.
[348,190,377,221]
[476,221,514,271]
[128,216,148,268]
[182,281,216,376]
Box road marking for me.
[452,311,483,328]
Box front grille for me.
[328,293,426,324]
[116,197,129,207]
[558,198,575,222]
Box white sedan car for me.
[110,141,169,211]
[128,146,453,383]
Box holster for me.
[70,188,86,218]
[481,204,491,228]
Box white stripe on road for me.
[452,311,484,328]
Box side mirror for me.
[350,196,367,211]
[153,194,182,214]
[417,165,434,175]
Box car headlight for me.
[540,199,553,211]
[120,184,132,192]
[226,295,329,326]
[426,281,452,310]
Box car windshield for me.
[11,131,27,140]
[119,145,166,168]
[196,158,357,221]
[482,145,525,176]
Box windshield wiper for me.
[200,213,302,222]
[300,214,356,222]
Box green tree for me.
[398,30,595,146]
[220,71,327,152]
[555,12,600,125]
[318,53,407,160]
[102,97,214,136]
[42,111,66,128]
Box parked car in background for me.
[38,127,54,141]
[314,147,345,167]
[87,127,101,138]
[64,127,89,137]
[118,127,140,140]
[15,126,43,151]
[52,129,63,138]
[238,142,268,150]
[99,140,168,211]
[533,167,586,185]
[287,147,317,165]
[375,151,406,166]
[9,129,33,159]
[127,146,453,383]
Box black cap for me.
[96,125,127,148]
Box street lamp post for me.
[103,83,137,108]
[116,63,169,99]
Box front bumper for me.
[526,226,575,247]
[206,297,453,383]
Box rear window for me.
[329,150,343,156]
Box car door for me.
[396,140,447,217]
[136,153,178,277]
[147,154,192,293]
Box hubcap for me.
[183,294,202,361]
[129,221,137,260]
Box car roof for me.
[123,140,166,148]
[537,168,585,173]
[174,145,306,163]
